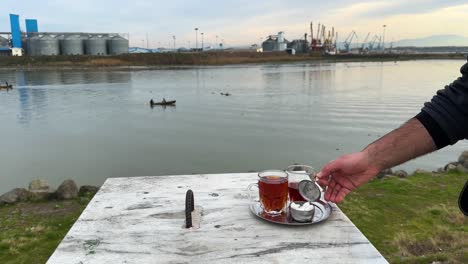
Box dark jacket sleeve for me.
[415,60,468,149]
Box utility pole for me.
[173,35,176,51]
[146,32,149,49]
[201,32,204,51]
[382,25,387,52]
[194,28,199,50]
[216,35,219,49]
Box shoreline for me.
[0,169,466,263]
[0,52,466,71]
[1,151,467,206]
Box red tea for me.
[258,176,288,214]
[288,181,306,202]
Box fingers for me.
[324,179,336,201]
[335,187,351,203]
[316,176,329,188]
[330,184,342,202]
[324,179,351,203]
[317,158,344,183]
[325,183,351,203]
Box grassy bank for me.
[340,171,467,264]
[0,172,466,263]
[0,196,93,264]
[0,52,466,69]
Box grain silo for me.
[85,35,108,55]
[61,35,84,55]
[108,36,129,55]
[277,32,287,51]
[27,35,40,55]
[28,35,60,56]
[262,37,277,52]
[0,36,8,47]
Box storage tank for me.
[27,35,40,55]
[262,38,277,52]
[108,36,129,55]
[0,36,8,47]
[27,35,60,56]
[277,32,287,51]
[61,35,84,55]
[85,35,108,55]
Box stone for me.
[0,188,31,204]
[456,164,468,173]
[413,169,430,175]
[29,179,50,192]
[79,185,99,197]
[444,163,458,171]
[56,180,78,200]
[28,179,51,201]
[393,170,408,178]
[29,191,52,201]
[457,151,468,164]
[376,168,393,179]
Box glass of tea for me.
[248,170,288,215]
[286,165,317,202]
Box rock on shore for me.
[79,185,100,197]
[0,179,100,206]
[56,180,79,200]
[0,188,31,204]
[373,151,468,180]
[29,179,51,200]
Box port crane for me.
[367,35,380,51]
[360,32,371,53]
[343,31,358,53]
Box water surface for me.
[0,60,466,192]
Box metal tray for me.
[249,200,332,226]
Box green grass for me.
[0,173,466,263]
[0,196,92,264]
[340,171,468,264]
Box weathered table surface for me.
[47,173,388,264]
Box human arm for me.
[317,60,468,203]
[316,118,437,203]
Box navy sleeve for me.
[415,111,450,149]
[416,59,468,148]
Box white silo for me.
[277,32,287,51]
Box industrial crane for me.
[360,32,371,53]
[367,35,380,51]
[343,31,358,53]
[309,21,337,53]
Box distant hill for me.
[394,35,468,47]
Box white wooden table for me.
[47,173,388,264]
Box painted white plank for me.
[47,173,388,264]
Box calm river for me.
[0,60,466,192]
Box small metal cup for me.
[289,201,315,222]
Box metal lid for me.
[298,180,321,202]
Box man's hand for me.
[316,151,381,203]
[316,118,437,204]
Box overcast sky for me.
[2,0,468,48]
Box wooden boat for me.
[150,99,176,106]
[0,84,13,89]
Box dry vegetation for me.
[0,52,465,69]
